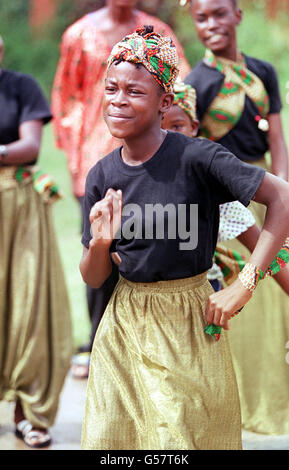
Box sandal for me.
[71,352,90,379]
[15,419,51,448]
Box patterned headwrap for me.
[173,80,197,122]
[107,26,179,93]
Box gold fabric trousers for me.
[81,273,242,450]
[226,157,289,435]
[0,170,73,428]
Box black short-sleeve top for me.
[185,56,282,162]
[0,69,52,145]
[82,132,265,283]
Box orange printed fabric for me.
[52,12,190,197]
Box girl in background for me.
[0,36,72,448]
[185,0,289,434]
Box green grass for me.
[38,125,90,350]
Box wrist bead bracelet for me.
[265,237,289,277]
[205,237,289,341]
[238,263,264,293]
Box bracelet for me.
[265,237,289,277]
[238,263,264,293]
[0,145,7,165]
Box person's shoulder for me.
[185,60,206,81]
[62,9,108,44]
[185,60,222,89]
[168,130,215,148]
[62,13,93,40]
[187,136,221,156]
[186,60,205,74]
[3,69,26,81]
[169,132,219,163]
[87,147,120,180]
[244,54,277,77]
[1,68,18,82]
[3,69,41,89]
[99,147,120,170]
[63,18,85,36]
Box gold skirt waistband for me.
[119,271,208,293]
[0,165,62,204]
[0,166,32,191]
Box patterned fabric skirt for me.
[225,157,289,435]
[81,273,242,450]
[0,170,73,428]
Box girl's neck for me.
[121,128,167,166]
[106,3,136,23]
[211,42,239,62]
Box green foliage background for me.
[1,0,289,348]
[1,0,289,99]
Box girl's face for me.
[103,61,173,140]
[162,105,199,138]
[191,0,242,56]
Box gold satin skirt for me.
[226,157,289,435]
[0,170,73,429]
[81,273,242,450]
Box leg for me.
[14,399,51,449]
[0,183,72,434]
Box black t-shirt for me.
[82,132,265,283]
[185,55,282,162]
[0,69,52,145]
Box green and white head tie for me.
[173,80,197,122]
[107,26,180,93]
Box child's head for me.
[162,81,199,138]
[103,26,179,140]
